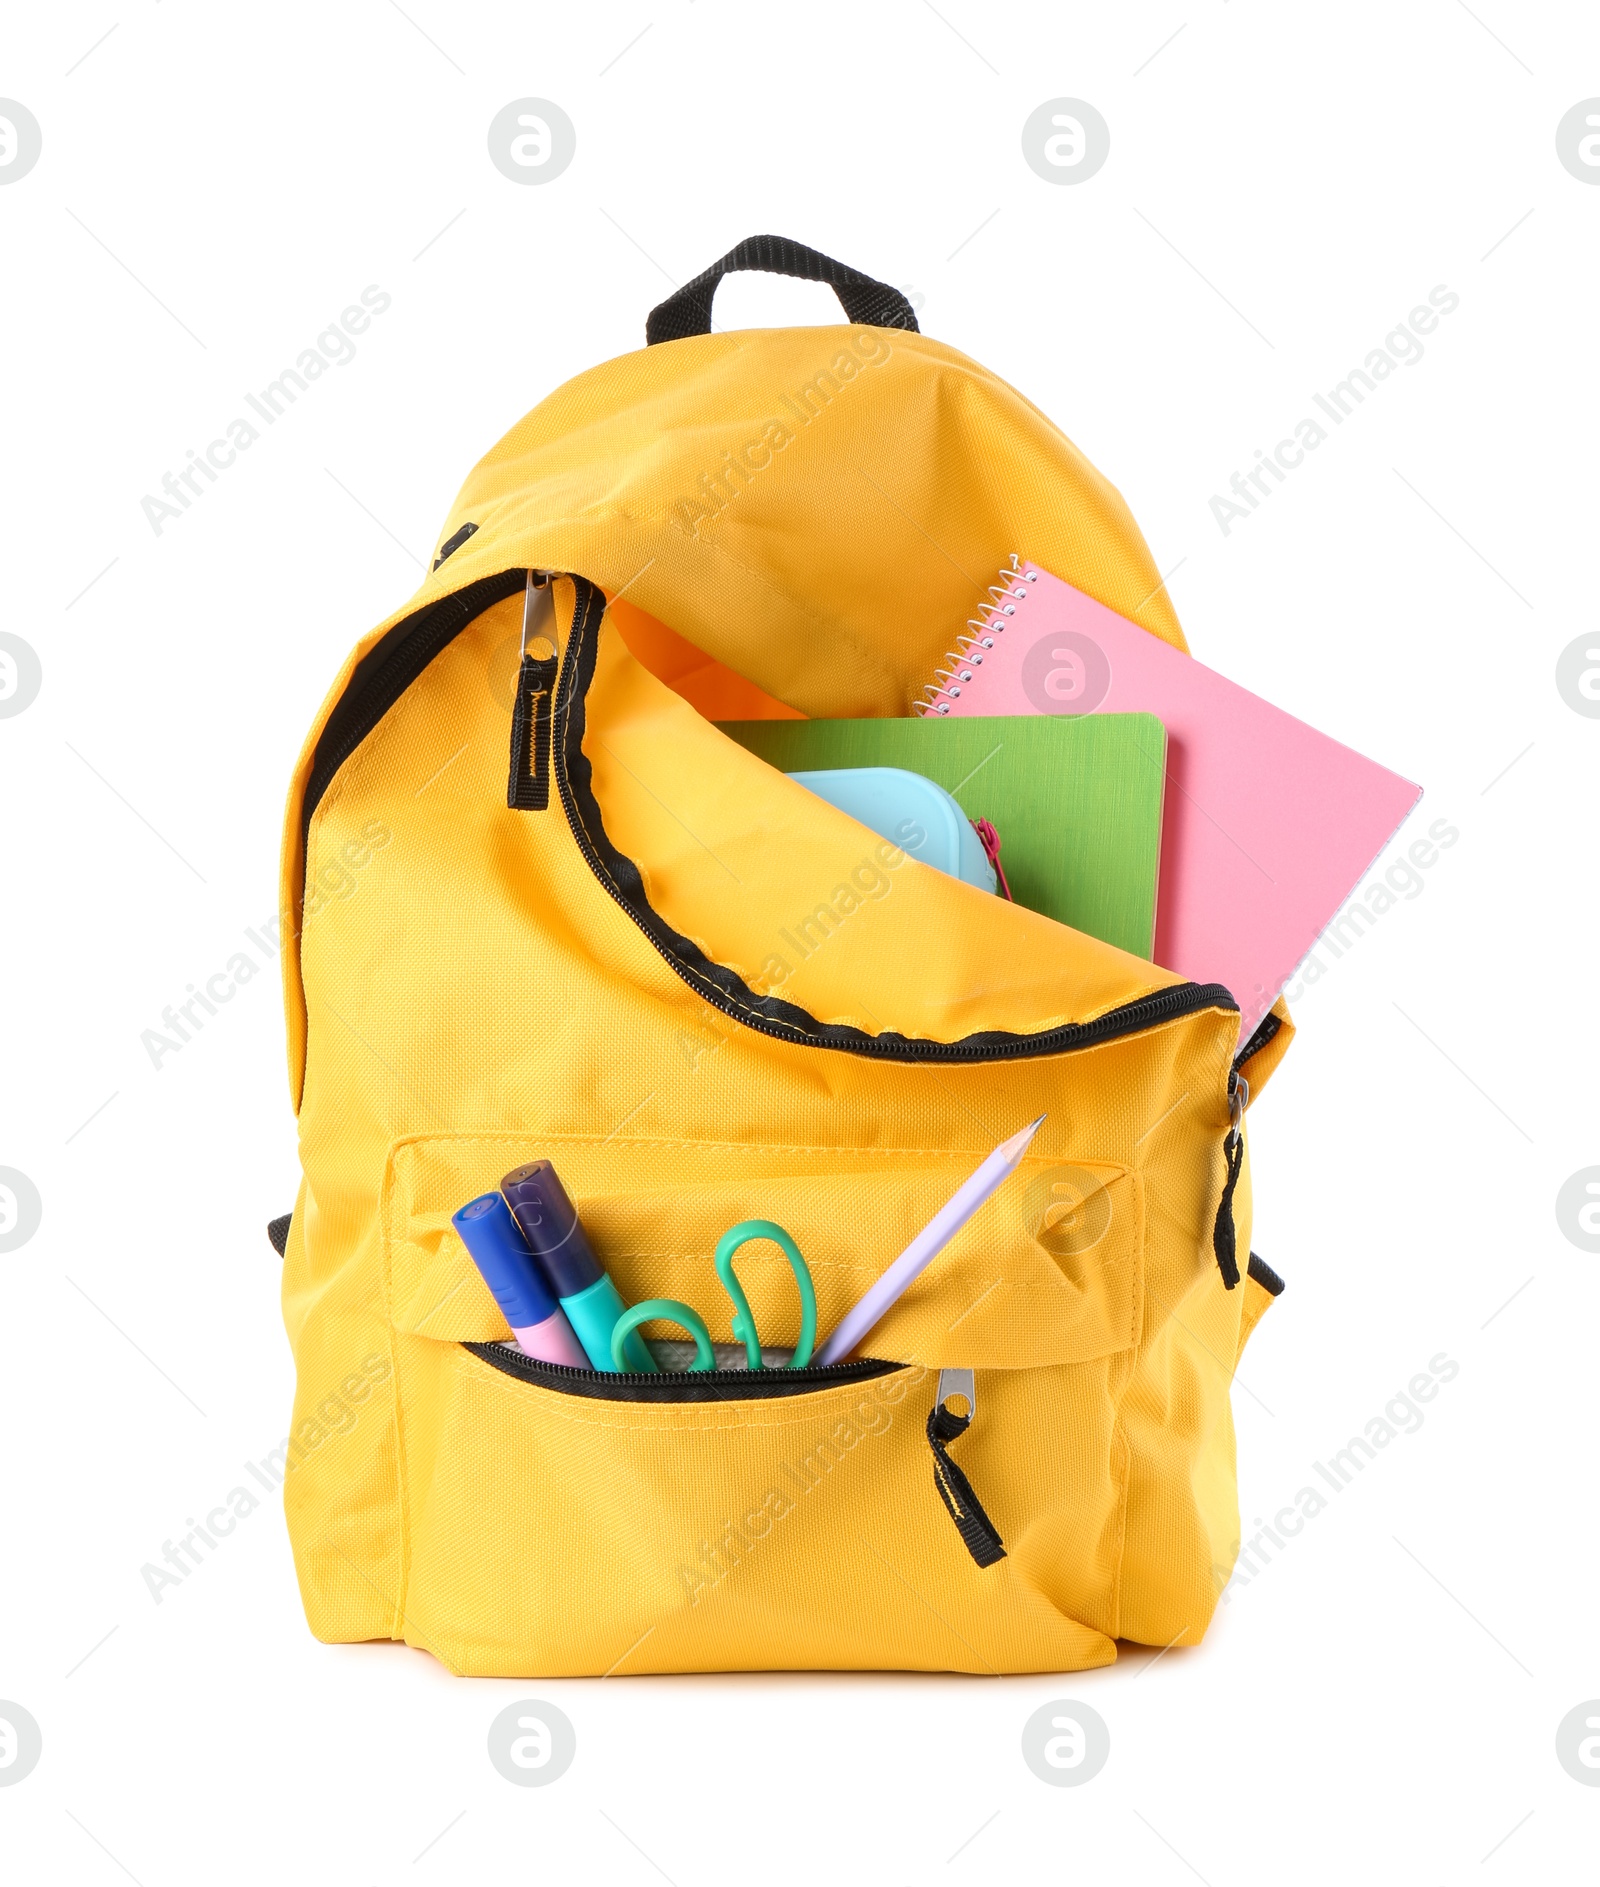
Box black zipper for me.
[466,1343,1000,1568]
[301,570,526,860]
[299,566,1240,1064]
[464,1341,903,1403]
[550,572,1239,1063]
[1233,1008,1282,1073]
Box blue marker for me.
[450,1195,588,1368]
[500,1160,658,1373]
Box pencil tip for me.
[1000,1114,1047,1159]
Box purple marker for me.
[451,1193,588,1368]
[501,1160,658,1373]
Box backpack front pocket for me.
[390,1336,1126,1676]
[378,1134,1149,1675]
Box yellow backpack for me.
[274,235,1293,1676]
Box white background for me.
[3,3,1598,1881]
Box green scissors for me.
[608,1218,817,1373]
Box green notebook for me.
[718,713,1167,959]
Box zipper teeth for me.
[318,635,438,793]
[314,607,472,796]
[466,1341,899,1399]
[300,566,1239,1065]
[1233,1008,1282,1071]
[301,572,524,853]
[308,639,440,835]
[481,1349,888,1388]
[553,576,1237,1063]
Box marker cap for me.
[451,1193,562,1330]
[500,1160,603,1299]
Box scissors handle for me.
[609,1300,715,1372]
[714,1220,817,1370]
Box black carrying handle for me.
[646,234,920,344]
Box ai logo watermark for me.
[1555,633,1600,717]
[1555,99,1600,183]
[487,99,576,184]
[0,634,42,718]
[1555,1167,1600,1253]
[0,101,42,184]
[1556,1701,1600,1784]
[1021,629,1112,715]
[0,1169,43,1254]
[0,1702,42,1786]
[1024,1164,1114,1258]
[487,1700,576,1785]
[1021,99,1110,184]
[1020,1698,1110,1785]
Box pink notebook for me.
[922,561,1422,1040]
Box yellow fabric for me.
[610,596,805,722]
[277,320,1282,1676]
[1236,1268,1278,1363]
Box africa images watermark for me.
[676,1366,926,1606]
[1283,815,1458,1001]
[668,324,894,537]
[140,285,392,535]
[1209,285,1460,536]
[1217,1350,1459,1599]
[140,822,391,1069]
[140,915,282,1070]
[140,1351,393,1604]
[747,827,920,1000]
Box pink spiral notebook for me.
[920,560,1422,1040]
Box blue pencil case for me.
[787,767,998,894]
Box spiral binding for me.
[915,553,1039,715]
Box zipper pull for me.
[507,571,557,811]
[926,1368,1006,1568]
[1212,1070,1249,1289]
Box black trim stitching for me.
[554,575,1240,1063]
